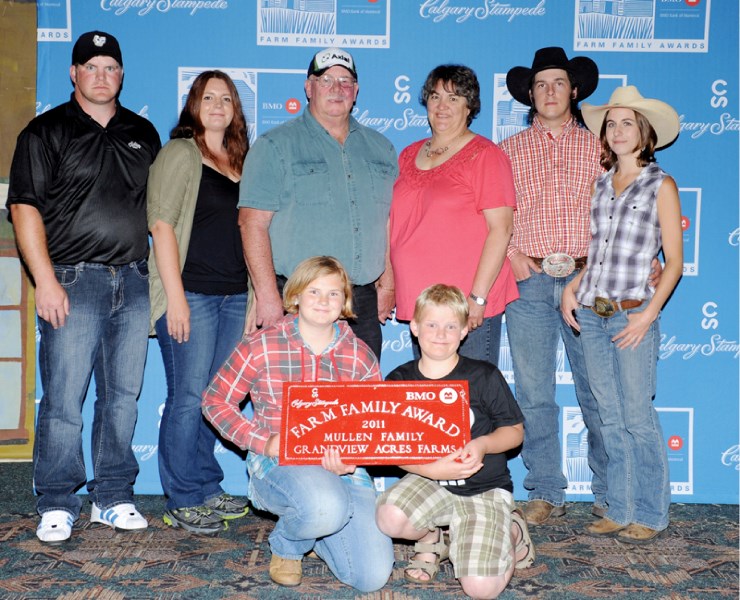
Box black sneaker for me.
[163,506,227,534]
[205,493,249,520]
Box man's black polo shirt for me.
[7,95,161,265]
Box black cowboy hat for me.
[506,47,598,106]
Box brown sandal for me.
[404,530,449,584]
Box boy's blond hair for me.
[413,284,469,325]
[283,256,356,319]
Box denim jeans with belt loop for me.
[34,260,150,518]
[504,271,607,509]
[155,291,248,510]
[575,304,670,530]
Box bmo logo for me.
[406,391,436,401]
[286,98,301,114]
[405,388,459,403]
[668,435,684,451]
[685,0,700,6]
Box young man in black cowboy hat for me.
[498,47,608,526]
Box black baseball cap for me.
[72,31,123,67]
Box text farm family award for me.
[279,381,470,465]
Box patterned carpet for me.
[0,462,737,599]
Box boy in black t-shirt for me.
[376,284,534,598]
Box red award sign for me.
[279,381,470,465]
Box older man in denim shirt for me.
[238,48,398,359]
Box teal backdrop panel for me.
[30,0,738,504]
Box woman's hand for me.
[167,294,191,343]
[561,284,580,332]
[467,299,485,331]
[321,447,357,476]
[264,433,280,458]
[612,307,657,350]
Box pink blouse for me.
[390,135,519,321]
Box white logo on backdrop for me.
[679,187,701,276]
[574,0,710,53]
[352,108,429,135]
[132,444,158,461]
[419,0,547,24]
[101,0,228,17]
[563,407,593,494]
[659,334,740,360]
[257,0,391,48]
[380,315,413,355]
[721,445,739,471]
[36,102,53,117]
[729,227,740,247]
[37,0,71,41]
[679,80,739,139]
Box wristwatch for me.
[469,293,487,306]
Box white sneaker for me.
[37,510,74,544]
[91,502,148,531]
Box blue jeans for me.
[412,315,502,367]
[34,260,150,518]
[505,271,607,507]
[156,291,247,510]
[249,465,394,592]
[576,305,670,530]
[460,314,502,366]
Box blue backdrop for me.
[34,0,738,504]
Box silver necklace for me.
[424,132,467,158]
[424,140,449,158]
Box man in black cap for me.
[7,31,161,543]
[498,47,608,526]
[238,47,397,361]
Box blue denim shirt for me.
[239,108,397,285]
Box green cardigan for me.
[146,137,203,334]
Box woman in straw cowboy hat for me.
[561,85,682,544]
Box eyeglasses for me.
[312,74,357,89]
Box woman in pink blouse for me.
[389,64,519,365]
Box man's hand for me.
[35,278,70,329]
[255,293,285,329]
[510,252,540,282]
[377,286,395,324]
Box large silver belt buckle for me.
[593,296,616,318]
[541,253,576,278]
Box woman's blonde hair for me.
[413,284,469,326]
[283,256,355,319]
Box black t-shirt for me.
[181,165,248,295]
[386,356,524,496]
[7,95,161,265]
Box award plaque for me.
[279,381,470,465]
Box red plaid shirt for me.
[499,116,603,259]
[202,315,381,455]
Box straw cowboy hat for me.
[581,85,680,148]
[506,46,599,106]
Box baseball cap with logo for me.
[307,48,357,80]
[72,31,123,67]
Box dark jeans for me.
[276,275,381,360]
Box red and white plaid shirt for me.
[202,315,381,456]
[499,116,603,259]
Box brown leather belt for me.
[589,297,644,318]
[530,256,587,271]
